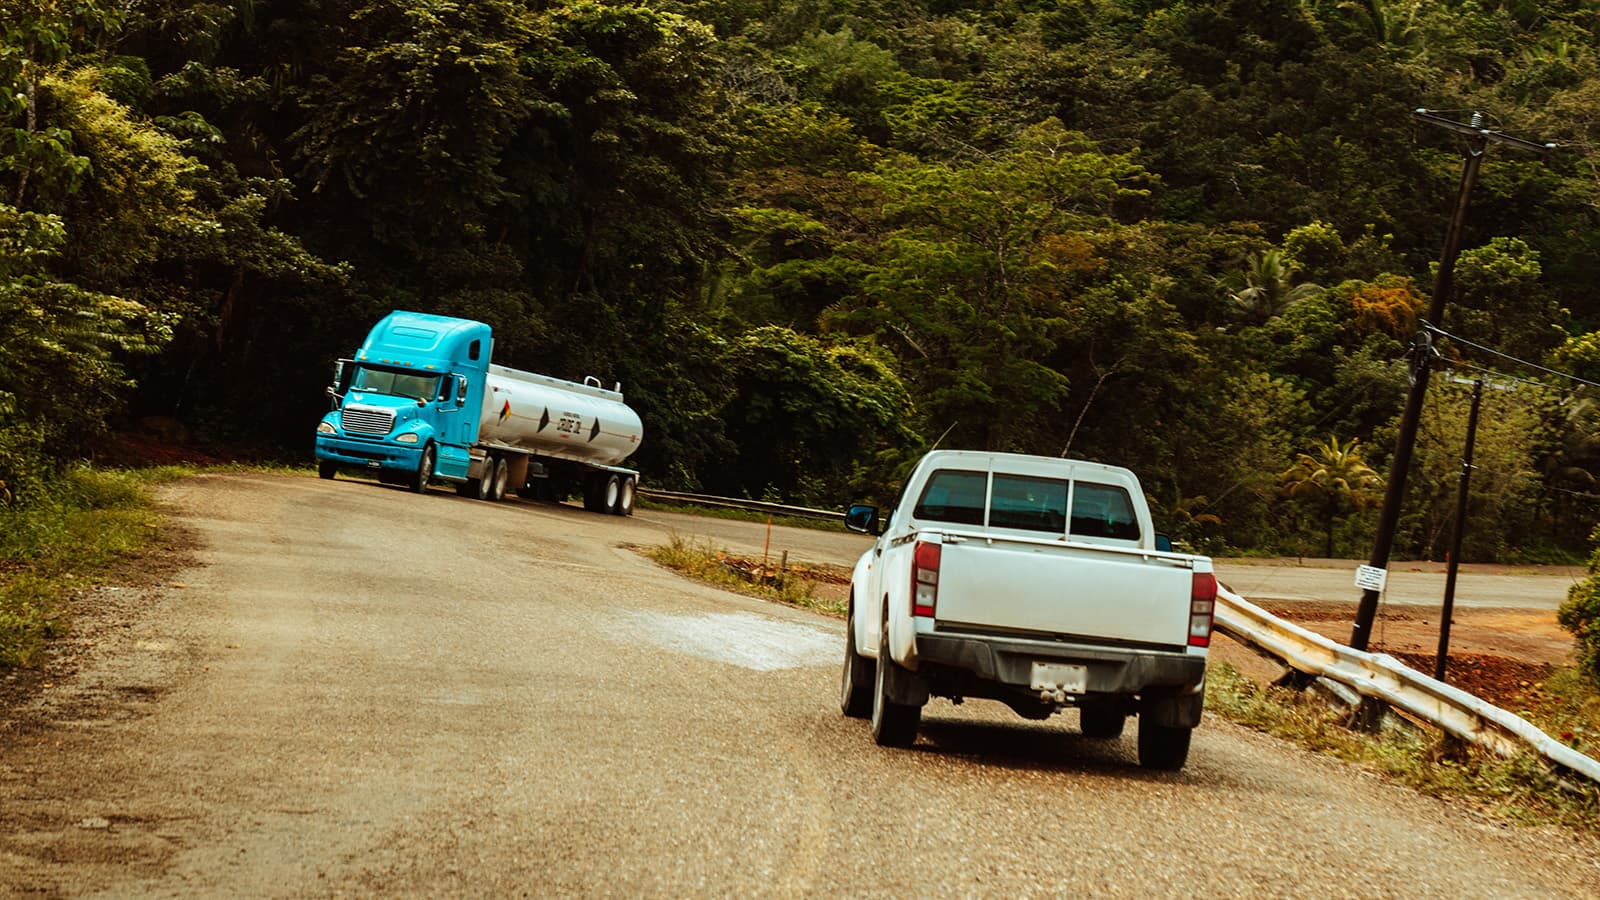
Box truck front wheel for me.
[1137,721,1192,771]
[840,601,874,719]
[870,613,921,747]
[318,460,337,480]
[410,445,435,494]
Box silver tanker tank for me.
[477,364,644,466]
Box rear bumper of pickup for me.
[915,631,1206,696]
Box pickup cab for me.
[839,450,1217,770]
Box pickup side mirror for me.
[1154,533,1173,553]
[844,504,880,535]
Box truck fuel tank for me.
[477,364,643,467]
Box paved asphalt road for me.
[1,473,1596,896]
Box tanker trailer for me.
[313,311,644,514]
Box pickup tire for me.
[870,612,921,747]
[1137,721,1192,771]
[1079,701,1125,739]
[839,602,874,719]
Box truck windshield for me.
[351,366,442,402]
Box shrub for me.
[1559,525,1600,688]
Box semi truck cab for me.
[315,313,492,490]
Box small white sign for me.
[1354,564,1388,592]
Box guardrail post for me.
[1347,696,1388,734]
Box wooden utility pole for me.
[1350,110,1553,652]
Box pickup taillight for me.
[1189,572,1217,647]
[912,541,941,617]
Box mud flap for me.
[882,655,930,707]
[1141,691,1204,728]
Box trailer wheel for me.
[410,444,435,494]
[475,457,495,500]
[318,460,337,480]
[488,457,509,502]
[582,473,606,512]
[603,474,622,512]
[618,476,636,516]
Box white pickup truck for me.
[839,450,1217,770]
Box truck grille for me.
[341,406,395,436]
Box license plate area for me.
[1030,662,1087,695]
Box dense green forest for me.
[5,0,1600,560]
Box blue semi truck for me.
[314,311,644,515]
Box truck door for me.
[433,373,473,479]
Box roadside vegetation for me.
[10,1,1600,568]
[0,465,190,667]
[1207,662,1600,833]
[642,533,848,617]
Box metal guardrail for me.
[638,489,846,522]
[1215,586,1600,785]
[637,487,1596,783]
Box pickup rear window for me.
[913,469,1140,541]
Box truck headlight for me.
[394,432,419,444]
[317,420,337,434]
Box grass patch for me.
[1519,667,1600,767]
[1206,661,1600,832]
[0,464,193,668]
[642,533,848,617]
[636,496,848,533]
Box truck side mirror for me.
[456,375,468,407]
[844,504,880,535]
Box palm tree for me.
[1281,436,1385,559]
[1228,250,1324,325]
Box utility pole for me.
[1435,376,1484,681]
[1349,110,1553,652]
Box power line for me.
[1422,321,1600,390]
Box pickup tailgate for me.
[933,534,1196,648]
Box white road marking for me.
[617,611,837,671]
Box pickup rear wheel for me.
[1078,701,1125,739]
[840,602,874,718]
[1137,721,1192,771]
[870,614,921,747]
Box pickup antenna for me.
[927,421,959,452]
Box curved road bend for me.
[0,472,1595,896]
